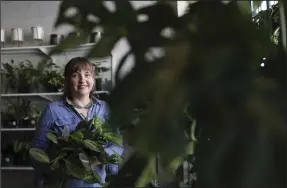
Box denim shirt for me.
[31,96,124,188]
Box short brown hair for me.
[63,57,95,99]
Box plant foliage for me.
[48,1,287,188]
[29,117,123,186]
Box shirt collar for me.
[57,95,100,107]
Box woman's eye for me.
[85,74,91,77]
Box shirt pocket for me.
[53,116,78,135]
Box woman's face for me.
[70,69,95,97]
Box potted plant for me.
[41,69,65,92]
[3,98,38,128]
[93,63,111,91]
[29,117,123,186]
[1,144,16,167]
[1,59,18,93]
[13,139,31,166]
[1,59,63,93]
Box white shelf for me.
[1,43,97,55]
[1,128,36,131]
[1,91,109,97]
[1,166,34,171]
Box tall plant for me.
[48,1,287,188]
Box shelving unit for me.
[1,128,36,131]
[1,166,34,171]
[1,43,113,174]
[0,90,109,97]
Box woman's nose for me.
[79,75,85,82]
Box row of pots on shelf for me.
[1,115,38,128]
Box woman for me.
[31,57,123,188]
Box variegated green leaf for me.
[83,171,102,184]
[93,117,104,133]
[103,132,123,147]
[46,132,58,144]
[51,159,60,170]
[79,152,91,170]
[82,139,103,152]
[64,159,88,179]
[29,148,50,163]
[70,131,84,142]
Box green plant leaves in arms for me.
[93,117,103,132]
[64,159,89,180]
[70,131,84,142]
[29,147,50,163]
[51,152,67,170]
[82,139,103,152]
[83,171,102,185]
[46,132,58,144]
[103,132,123,147]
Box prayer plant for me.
[29,117,123,186]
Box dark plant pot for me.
[21,117,37,128]
[29,118,37,127]
[2,153,15,166]
[96,78,102,91]
[2,115,18,128]
[42,83,63,92]
[21,118,30,128]
[18,83,42,93]
[15,153,30,166]
[97,92,109,101]
[18,84,30,93]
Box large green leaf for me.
[29,148,50,163]
[82,139,103,152]
[64,159,89,180]
[70,131,84,142]
[103,132,123,147]
[46,132,58,144]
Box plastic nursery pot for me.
[21,117,37,128]
[42,83,63,92]
[2,153,15,166]
[16,153,31,166]
[95,78,102,91]
[2,114,18,128]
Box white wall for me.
[1,1,158,79]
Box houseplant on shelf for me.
[13,139,32,166]
[93,62,111,91]
[3,98,39,128]
[1,59,62,93]
[41,69,65,92]
[46,1,287,188]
